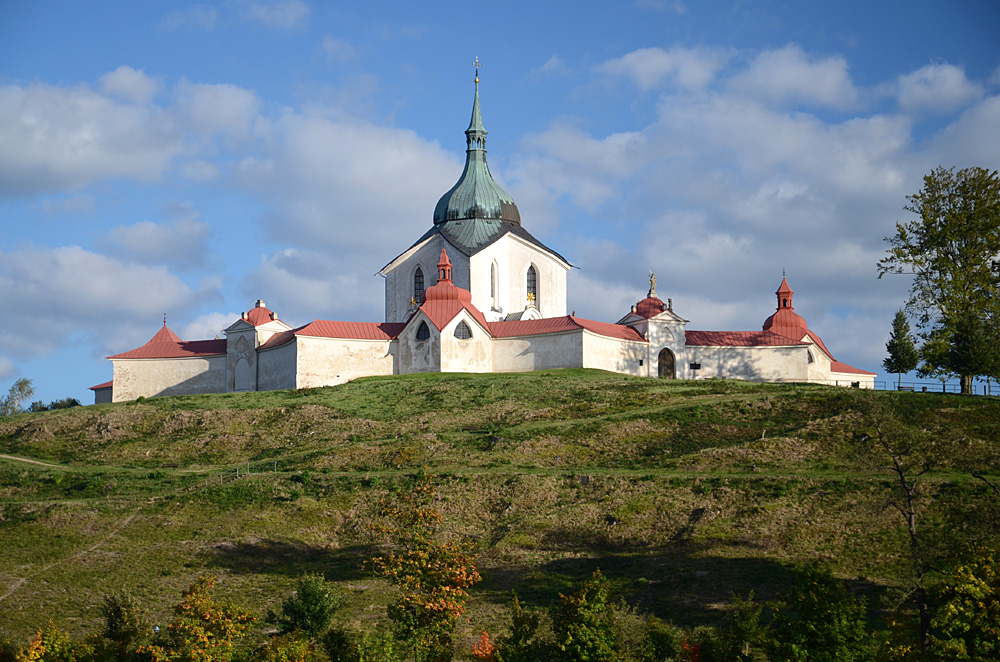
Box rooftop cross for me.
[473,56,481,85]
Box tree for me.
[884,310,919,389]
[550,569,620,662]
[768,566,871,662]
[371,471,481,662]
[268,573,341,639]
[0,379,34,416]
[138,575,255,662]
[929,546,1000,662]
[878,166,1000,394]
[100,590,150,660]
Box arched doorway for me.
[657,348,675,379]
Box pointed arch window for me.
[526,265,537,307]
[414,267,425,303]
[416,321,430,341]
[454,320,472,340]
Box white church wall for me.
[384,237,475,323]
[473,235,568,321]
[293,336,397,387]
[581,333,647,376]
[257,342,298,391]
[644,318,688,379]
[439,313,493,373]
[398,314,442,373]
[227,328,258,392]
[492,331,584,372]
[111,355,226,402]
[685,345,810,382]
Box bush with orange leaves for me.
[138,575,255,662]
[370,470,481,662]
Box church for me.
[90,74,875,404]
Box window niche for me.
[416,321,430,341]
[454,320,472,340]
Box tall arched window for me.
[490,261,499,310]
[416,321,430,341]
[526,265,537,306]
[413,267,425,303]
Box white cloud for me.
[102,215,212,270]
[0,357,16,380]
[243,249,380,324]
[896,63,983,115]
[0,246,218,357]
[161,4,218,31]
[728,45,860,110]
[0,81,181,196]
[180,159,220,181]
[234,112,458,261]
[322,36,356,63]
[100,66,161,105]
[597,46,728,91]
[40,193,96,214]
[926,95,1000,167]
[535,55,566,76]
[180,312,239,340]
[174,80,260,138]
[511,125,647,212]
[239,0,310,29]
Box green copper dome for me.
[433,80,521,226]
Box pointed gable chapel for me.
[93,71,875,402]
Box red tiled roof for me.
[89,380,113,390]
[259,321,408,349]
[245,305,277,326]
[109,338,227,359]
[420,299,492,332]
[489,316,646,342]
[830,361,877,376]
[148,325,182,344]
[634,296,667,319]
[297,321,407,341]
[685,330,810,347]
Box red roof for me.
[243,301,278,326]
[685,330,810,347]
[89,380,113,391]
[489,316,646,342]
[109,338,227,359]
[260,321,408,349]
[634,296,667,319]
[108,324,227,359]
[830,361,877,376]
[415,249,492,331]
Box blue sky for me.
[2,0,999,404]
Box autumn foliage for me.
[371,470,481,661]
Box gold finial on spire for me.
[648,270,656,298]
[473,56,481,84]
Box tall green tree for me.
[884,310,919,389]
[878,166,1000,394]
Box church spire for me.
[466,57,487,151]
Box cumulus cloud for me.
[511,125,647,213]
[896,63,983,115]
[243,249,382,324]
[926,95,1000,167]
[161,4,218,31]
[597,46,728,90]
[100,66,161,105]
[102,214,212,270]
[180,311,239,340]
[234,112,458,260]
[174,80,260,138]
[238,0,310,29]
[728,45,860,110]
[0,357,16,380]
[0,246,218,357]
[0,81,181,196]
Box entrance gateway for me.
[657,348,675,379]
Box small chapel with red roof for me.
[91,73,873,404]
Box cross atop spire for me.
[473,56,481,85]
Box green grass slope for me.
[0,369,997,648]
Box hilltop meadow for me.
[0,370,998,659]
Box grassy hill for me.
[1,370,997,651]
